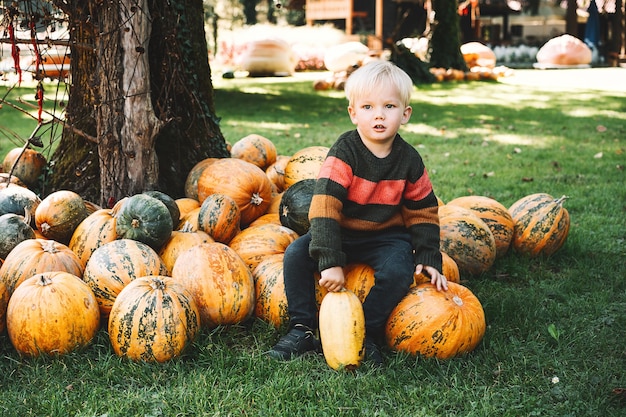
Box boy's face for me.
[347,84,412,146]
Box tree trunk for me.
[429,0,468,71]
[49,0,229,206]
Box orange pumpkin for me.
[252,253,288,328]
[108,275,200,363]
[184,158,218,200]
[0,280,9,334]
[35,190,89,244]
[508,193,570,257]
[228,223,299,271]
[0,238,84,295]
[6,271,100,356]
[171,242,255,328]
[197,193,241,244]
[197,158,272,227]
[315,263,376,306]
[175,198,201,219]
[83,239,168,318]
[68,208,118,266]
[283,146,329,189]
[248,212,281,227]
[158,221,214,272]
[439,204,496,276]
[230,134,277,170]
[386,282,486,358]
[178,206,200,231]
[265,155,291,193]
[2,147,47,187]
[414,252,461,285]
[447,195,514,258]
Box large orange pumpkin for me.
[158,221,214,272]
[197,158,273,227]
[83,239,168,318]
[386,282,486,359]
[230,134,277,170]
[228,223,299,271]
[0,238,84,295]
[508,193,570,257]
[252,253,288,328]
[108,275,200,363]
[197,193,241,244]
[447,195,514,258]
[68,208,118,266]
[439,204,496,276]
[171,242,255,328]
[283,146,329,189]
[6,271,100,356]
[35,190,90,244]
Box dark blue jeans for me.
[283,228,415,341]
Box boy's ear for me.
[402,106,413,124]
[348,106,358,124]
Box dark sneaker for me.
[364,337,383,367]
[266,324,321,360]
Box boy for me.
[267,60,448,366]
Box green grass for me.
[1,70,626,416]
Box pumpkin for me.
[386,282,486,359]
[265,155,291,192]
[0,184,41,225]
[35,190,89,244]
[267,190,283,214]
[508,193,570,257]
[197,193,241,244]
[0,173,26,190]
[2,147,47,187]
[175,198,201,219]
[230,134,277,170]
[83,239,168,318]
[0,281,9,334]
[0,238,84,295]
[184,158,218,199]
[283,146,329,189]
[171,242,255,328]
[108,275,200,363]
[228,223,299,271]
[143,190,181,228]
[6,271,100,356]
[319,290,365,370]
[317,263,376,306]
[414,251,461,285]
[178,206,200,231]
[248,212,281,227]
[197,158,273,227]
[252,253,288,328]
[279,178,316,235]
[447,195,514,258]
[158,221,214,272]
[68,208,118,266]
[439,204,496,276]
[0,213,36,260]
[114,193,173,250]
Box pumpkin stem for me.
[131,218,140,228]
[149,277,166,290]
[555,195,569,205]
[180,221,194,233]
[41,239,59,253]
[250,193,264,206]
[36,273,53,286]
[452,295,464,306]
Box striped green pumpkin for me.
[508,193,569,257]
[108,275,200,362]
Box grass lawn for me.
[0,67,625,416]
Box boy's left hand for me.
[415,264,448,291]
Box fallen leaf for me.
[594,152,603,159]
[513,147,522,154]
[596,125,607,132]
[522,177,534,182]
[483,171,495,178]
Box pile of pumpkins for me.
[0,135,570,368]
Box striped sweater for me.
[308,129,442,273]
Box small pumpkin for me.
[35,190,90,244]
[197,158,273,227]
[413,251,461,285]
[2,147,47,187]
[197,193,241,244]
[68,208,118,266]
[108,275,200,363]
[319,289,365,371]
[0,213,36,260]
[386,282,486,359]
[171,242,255,328]
[0,238,84,295]
[114,193,174,250]
[248,212,281,227]
[175,198,201,219]
[143,190,181,228]
[0,184,41,224]
[508,193,570,257]
[158,221,214,272]
[230,134,277,170]
[0,173,26,191]
[283,146,329,189]
[252,253,288,328]
[184,158,218,200]
[265,155,291,193]
[83,239,168,318]
[6,271,100,356]
[228,223,299,271]
[279,178,316,235]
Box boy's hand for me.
[319,266,345,292]
[415,264,448,291]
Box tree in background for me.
[428,0,467,70]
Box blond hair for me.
[344,60,414,107]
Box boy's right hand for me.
[319,266,345,292]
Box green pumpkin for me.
[143,190,180,228]
[279,179,316,236]
[115,194,173,250]
[0,213,36,259]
